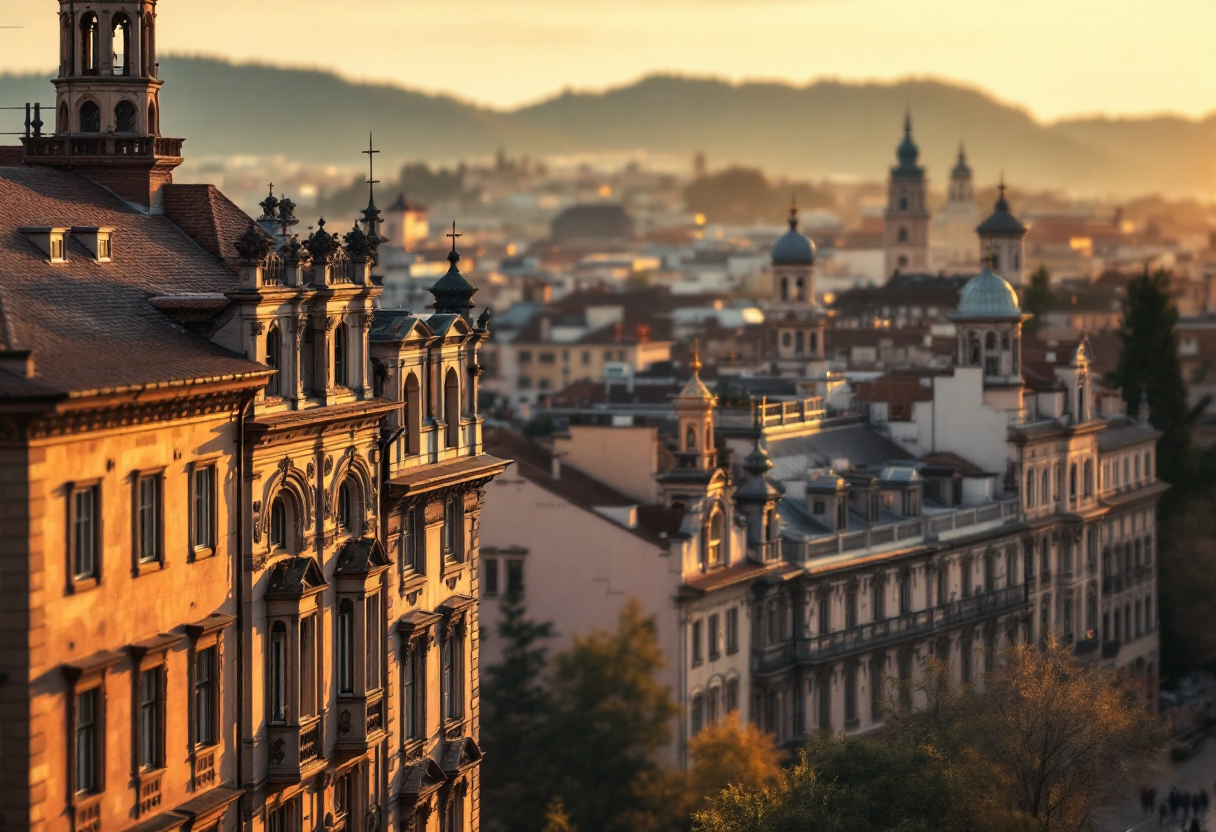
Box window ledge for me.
[190,546,217,562]
[400,572,428,599]
[133,558,165,577]
[68,577,100,595]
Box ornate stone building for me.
[0,2,507,830]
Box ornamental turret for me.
[673,345,717,472]
[976,179,1028,285]
[428,222,478,321]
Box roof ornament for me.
[258,183,279,222]
[276,195,298,240]
[476,307,493,334]
[690,338,703,377]
[304,218,341,263]
[427,220,478,318]
[234,220,274,264]
[343,221,371,262]
[360,133,384,264]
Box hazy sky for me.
[3,0,1213,121]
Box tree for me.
[1107,268,1197,489]
[547,599,680,832]
[542,798,578,832]
[480,590,556,832]
[1154,497,1216,672]
[1021,266,1053,336]
[687,721,782,809]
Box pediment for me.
[265,556,327,597]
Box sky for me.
[3,0,1214,122]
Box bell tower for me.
[884,113,930,276]
[24,0,183,211]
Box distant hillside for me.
[2,57,1214,197]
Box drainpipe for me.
[234,394,254,825]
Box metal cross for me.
[362,133,379,188]
[446,221,462,252]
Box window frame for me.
[725,607,739,654]
[708,613,721,660]
[131,468,166,573]
[691,619,703,667]
[67,479,103,591]
[441,616,467,724]
[505,559,524,596]
[482,557,499,596]
[189,460,219,560]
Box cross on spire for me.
[362,133,380,202]
[447,220,462,253]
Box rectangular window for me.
[71,484,100,582]
[691,695,704,735]
[483,558,499,596]
[403,647,425,740]
[338,603,354,695]
[845,589,857,629]
[75,687,100,795]
[138,669,162,770]
[726,607,738,653]
[300,616,316,717]
[267,798,298,832]
[136,473,162,565]
[366,594,381,691]
[443,630,464,721]
[443,497,461,560]
[334,768,355,821]
[400,510,422,575]
[270,624,287,724]
[506,560,524,595]
[845,669,857,723]
[691,620,703,666]
[725,678,739,712]
[191,465,215,553]
[818,598,830,634]
[708,613,721,659]
[518,350,532,364]
[194,647,216,747]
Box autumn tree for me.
[687,721,783,809]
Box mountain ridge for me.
[1,57,1212,197]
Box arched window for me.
[147,101,158,135]
[444,368,460,448]
[1077,374,1088,421]
[141,13,155,77]
[114,100,136,133]
[443,494,460,559]
[336,478,358,535]
[898,197,908,211]
[795,277,804,300]
[266,324,281,396]
[685,425,697,452]
[1069,463,1077,500]
[57,102,68,134]
[781,332,791,349]
[1083,460,1093,496]
[992,253,1001,271]
[969,336,981,366]
[1145,451,1152,479]
[1041,469,1050,506]
[985,332,997,351]
[332,325,347,388]
[706,509,723,567]
[1001,332,1010,350]
[79,101,100,133]
[780,276,789,301]
[111,14,131,76]
[404,372,421,455]
[795,331,804,355]
[337,599,354,694]
[269,496,288,551]
[79,13,99,75]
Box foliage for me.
[683,167,834,225]
[687,721,783,810]
[695,644,1162,832]
[480,591,556,832]
[1020,266,1053,336]
[542,798,578,832]
[1157,497,1216,671]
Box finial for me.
[958,142,966,161]
[690,339,702,376]
[446,220,462,264]
[904,109,912,135]
[362,132,380,204]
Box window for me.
[818,680,831,730]
[444,368,460,448]
[79,13,99,75]
[270,622,287,723]
[444,787,465,832]
[518,350,532,364]
[936,566,947,605]
[300,616,316,718]
[333,324,347,387]
[403,646,426,740]
[708,614,721,659]
[138,668,162,770]
[1041,469,1050,505]
[483,558,499,596]
[691,694,704,735]
[708,686,721,723]
[366,594,382,690]
[71,483,100,583]
[725,678,739,713]
[870,657,884,719]
[135,472,162,566]
[398,508,420,575]
[506,559,524,595]
[79,100,100,133]
[961,562,972,597]
[898,575,910,614]
[193,647,217,747]
[844,668,858,724]
[75,687,101,795]
[725,607,739,654]
[845,588,857,628]
[334,768,355,823]
[818,597,830,634]
[338,600,354,694]
[191,464,216,554]
[266,325,281,396]
[269,496,288,551]
[443,496,460,559]
[267,799,298,832]
[114,99,136,132]
[706,509,723,567]
[442,628,464,721]
[872,577,885,621]
[691,620,703,666]
[337,478,356,534]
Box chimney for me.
[0,349,36,379]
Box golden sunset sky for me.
[3,0,1213,120]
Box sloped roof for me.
[162,183,255,274]
[0,167,265,397]
[764,421,914,482]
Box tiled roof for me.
[0,167,266,397]
[162,183,258,274]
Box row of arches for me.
[265,458,374,554]
[65,98,153,135]
[959,328,1019,376]
[68,10,154,77]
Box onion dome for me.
[976,180,1027,236]
[736,405,784,503]
[951,145,972,180]
[891,112,925,179]
[770,201,816,266]
[303,218,341,263]
[429,221,478,318]
[953,264,1022,319]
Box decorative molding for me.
[251,320,266,336]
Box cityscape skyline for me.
[2,0,1214,121]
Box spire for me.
[893,111,923,178]
[360,133,384,264]
[952,143,972,180]
[676,339,714,404]
[690,339,702,376]
[428,220,478,319]
[995,174,1009,211]
[736,396,784,504]
[789,192,799,230]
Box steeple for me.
[428,221,478,319]
[674,341,717,471]
[976,175,1028,284]
[892,111,924,180]
[885,112,930,275]
[733,400,785,561]
[23,0,182,209]
[359,133,384,265]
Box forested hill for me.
[2,57,1213,196]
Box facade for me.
[883,115,931,277]
[0,3,508,830]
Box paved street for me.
[1099,738,1216,832]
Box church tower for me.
[23,0,182,210]
[884,114,930,276]
[766,200,825,373]
[931,144,982,272]
[674,346,717,472]
[976,179,1028,285]
[948,145,974,205]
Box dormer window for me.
[20,226,71,263]
[70,227,113,263]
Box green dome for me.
[954,266,1022,319]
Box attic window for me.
[71,227,113,263]
[18,226,71,264]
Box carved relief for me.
[294,315,309,343]
[324,455,334,475]
[307,461,315,480]
[424,500,445,525]
[251,320,266,336]
[338,710,352,735]
[270,738,286,765]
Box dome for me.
[891,113,925,179]
[976,182,1027,236]
[771,208,815,266]
[954,266,1022,319]
[951,146,972,180]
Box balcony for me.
[718,397,825,431]
[21,135,184,159]
[268,715,324,783]
[335,690,387,750]
[755,585,1028,673]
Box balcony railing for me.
[717,397,825,430]
[755,585,1028,672]
[788,499,1019,562]
[22,135,183,159]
